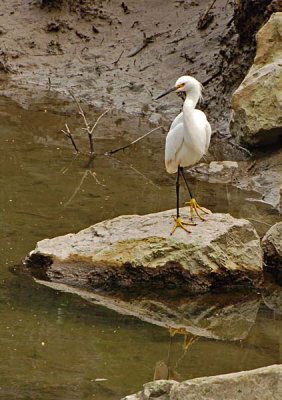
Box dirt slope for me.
[1,0,279,130]
[0,0,251,132]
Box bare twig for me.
[197,0,217,30]
[84,153,96,169]
[90,109,110,135]
[167,33,188,45]
[128,31,170,57]
[61,123,80,153]
[105,126,163,155]
[69,90,110,155]
[113,50,124,66]
[108,155,160,189]
[69,90,94,153]
[128,33,154,57]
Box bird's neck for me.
[183,92,199,111]
[182,94,201,146]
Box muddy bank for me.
[0,0,278,129]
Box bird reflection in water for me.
[153,327,199,381]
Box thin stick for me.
[70,91,90,131]
[106,126,163,155]
[127,31,169,58]
[90,108,111,134]
[61,123,80,153]
[69,90,111,155]
[128,33,154,57]
[113,50,124,66]
[107,155,160,189]
[197,0,217,29]
[69,90,94,154]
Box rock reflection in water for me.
[36,280,261,342]
[134,292,261,341]
[263,279,282,316]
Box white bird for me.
[156,75,212,235]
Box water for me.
[0,96,281,399]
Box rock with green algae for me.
[24,208,263,294]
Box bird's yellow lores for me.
[156,76,212,235]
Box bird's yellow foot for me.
[183,334,199,351]
[186,198,211,222]
[170,217,195,235]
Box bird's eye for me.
[177,83,185,89]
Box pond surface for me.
[0,95,281,399]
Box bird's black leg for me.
[180,167,210,221]
[180,167,193,199]
[170,166,194,235]
[176,166,180,218]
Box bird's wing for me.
[165,122,184,174]
[194,110,212,153]
[170,111,183,131]
[205,121,212,153]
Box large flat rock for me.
[25,209,263,294]
[122,364,282,400]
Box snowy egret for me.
[156,76,212,235]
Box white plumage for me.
[164,76,211,174]
[156,75,212,234]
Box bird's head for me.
[156,75,203,101]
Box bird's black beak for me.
[155,86,176,100]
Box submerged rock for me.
[24,209,263,294]
[230,12,282,146]
[262,222,282,269]
[121,364,282,400]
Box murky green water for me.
[1,96,281,399]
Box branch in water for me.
[61,123,80,153]
[69,90,111,155]
[105,126,164,155]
